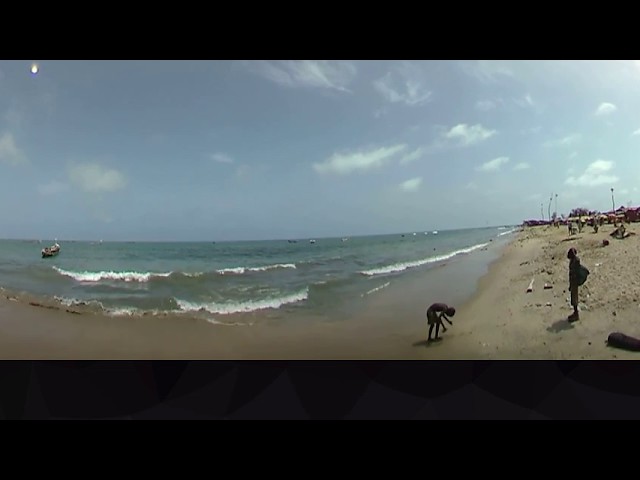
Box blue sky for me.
[1,60,639,241]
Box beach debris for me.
[527,277,535,293]
[520,261,529,266]
[607,332,640,352]
[595,263,602,267]
[603,239,610,246]
[545,302,552,306]
[613,311,617,316]
[544,283,553,289]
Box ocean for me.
[0,226,518,324]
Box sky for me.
[1,60,640,241]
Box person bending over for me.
[426,303,455,342]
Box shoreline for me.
[0,234,517,359]
[18,224,639,361]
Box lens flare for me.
[31,64,39,75]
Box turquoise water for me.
[0,227,518,320]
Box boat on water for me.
[42,243,60,258]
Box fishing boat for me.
[42,242,60,258]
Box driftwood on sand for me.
[526,277,534,293]
[607,332,640,352]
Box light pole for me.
[611,187,615,213]
[548,193,552,222]
[555,193,558,217]
[611,187,616,226]
[541,203,544,220]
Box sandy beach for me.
[1,223,639,359]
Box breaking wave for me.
[175,288,309,315]
[359,243,489,276]
[53,267,172,283]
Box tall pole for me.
[611,187,615,213]
[541,203,544,220]
[548,193,552,221]
[555,193,558,217]
[612,187,616,226]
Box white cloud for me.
[400,147,424,165]
[631,127,640,136]
[0,132,27,166]
[477,156,509,172]
[211,153,234,164]
[543,134,582,148]
[514,94,535,108]
[373,66,432,106]
[313,144,407,175]
[373,108,387,119]
[513,162,530,171]
[565,160,619,187]
[68,163,127,193]
[476,100,497,111]
[242,60,356,92]
[399,177,422,192]
[595,102,617,116]
[37,180,68,196]
[459,61,515,83]
[444,123,497,146]
[236,164,251,178]
[521,126,542,135]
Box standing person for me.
[567,248,582,322]
[426,303,455,342]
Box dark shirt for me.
[427,303,449,314]
[569,256,581,287]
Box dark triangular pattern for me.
[371,362,474,399]
[568,362,640,396]
[344,378,430,419]
[471,360,496,380]
[411,400,439,419]
[24,362,51,419]
[154,361,237,403]
[150,361,191,401]
[84,361,165,416]
[560,380,640,420]
[0,361,32,419]
[34,362,119,419]
[355,361,387,380]
[287,362,372,419]
[467,384,546,419]
[153,364,238,418]
[226,362,287,414]
[472,361,571,410]
[555,360,580,376]
[227,371,309,419]
[536,377,598,419]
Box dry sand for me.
[452,223,640,359]
[1,223,639,359]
